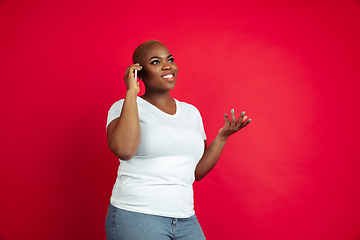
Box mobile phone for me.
[134,69,138,82]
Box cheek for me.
[140,68,150,77]
[141,68,158,80]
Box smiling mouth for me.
[161,74,174,79]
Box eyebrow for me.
[148,55,173,62]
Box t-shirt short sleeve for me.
[196,108,207,141]
[106,99,125,130]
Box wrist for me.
[126,89,138,98]
[216,132,229,142]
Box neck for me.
[140,91,173,107]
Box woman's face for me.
[138,43,178,93]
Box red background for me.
[1,0,360,239]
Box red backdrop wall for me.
[1,0,360,239]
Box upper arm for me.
[106,100,124,144]
[106,117,119,145]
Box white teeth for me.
[162,74,173,79]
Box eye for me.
[168,58,174,63]
[150,60,160,65]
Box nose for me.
[162,62,172,70]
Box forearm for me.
[195,135,228,181]
[108,90,140,160]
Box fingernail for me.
[231,109,234,113]
[249,119,252,122]
[225,114,227,116]
[241,111,245,116]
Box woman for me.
[105,40,251,240]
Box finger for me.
[125,66,135,79]
[124,65,142,91]
[136,81,140,92]
[127,64,142,74]
[230,109,236,124]
[127,68,137,80]
[236,111,245,127]
[132,63,142,71]
[240,116,248,127]
[240,118,252,128]
[224,113,230,125]
[125,67,130,76]
[130,66,142,75]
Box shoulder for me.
[108,99,125,112]
[175,99,202,116]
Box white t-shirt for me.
[106,97,207,218]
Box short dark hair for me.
[132,40,163,64]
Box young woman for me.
[105,40,251,240]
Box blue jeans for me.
[105,203,206,240]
